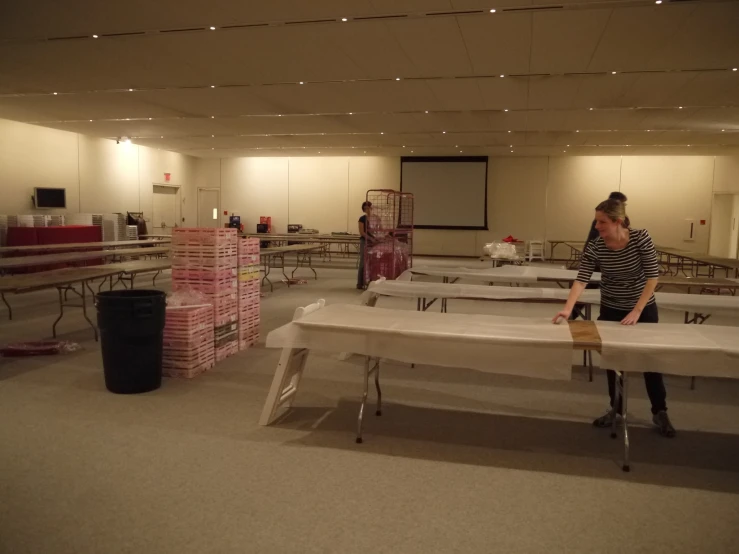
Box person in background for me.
[553,197,675,438]
[357,201,374,290]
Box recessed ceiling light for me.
[92,34,98,38]
[349,112,353,115]
[459,150,463,153]
[299,81,304,85]
[490,9,496,13]
[395,77,401,81]
[380,132,384,134]
[504,109,509,112]
[566,144,570,147]
[563,150,567,153]
[611,71,617,75]
[508,130,512,133]
[576,130,580,133]
[442,131,446,134]
[455,145,458,147]
[402,145,405,148]
[160,136,163,138]
[210,85,215,88]
[425,110,429,114]
[89,119,93,122]
[679,106,683,109]
[500,74,505,78]
[209,26,216,30]
[589,108,594,111]
[341,18,348,22]
[509,144,513,147]
[655,0,662,4]
[210,116,214,119]
[129,88,134,92]
[53,92,57,95]
[211,147,214,150]
[410,150,414,153]
[364,151,367,153]
[211,135,215,137]
[646,129,650,132]
[733,68,738,72]
[722,129,726,132]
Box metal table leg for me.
[262,257,274,292]
[356,357,381,444]
[1,292,12,320]
[621,372,631,472]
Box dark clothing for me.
[598,303,667,414]
[577,228,660,310]
[358,214,370,287]
[358,215,372,242]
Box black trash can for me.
[96,290,167,394]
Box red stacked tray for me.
[172,228,239,362]
[162,305,215,378]
[237,238,261,350]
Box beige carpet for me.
[1,262,739,554]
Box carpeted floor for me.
[1,260,739,553]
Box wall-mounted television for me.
[34,187,66,208]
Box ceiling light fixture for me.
[442,131,446,134]
[341,18,348,22]
[459,150,463,153]
[504,109,509,112]
[733,68,738,72]
[299,81,304,85]
[209,26,216,30]
[380,132,384,134]
[210,116,214,119]
[425,110,429,114]
[53,92,57,95]
[395,77,401,81]
[129,88,134,92]
[123,137,131,145]
[500,74,505,78]
[655,0,662,4]
[490,9,496,13]
[92,34,98,38]
[589,108,594,111]
[611,71,617,75]
[576,130,580,133]
[722,129,726,132]
[210,85,215,88]
[89,119,93,122]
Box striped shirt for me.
[576,228,660,310]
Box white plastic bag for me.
[483,242,518,259]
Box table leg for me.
[52,287,65,338]
[374,360,382,416]
[621,372,631,472]
[356,356,371,444]
[152,270,160,286]
[262,257,274,292]
[1,292,12,320]
[80,282,99,342]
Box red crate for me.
[163,330,214,350]
[164,305,214,338]
[215,341,238,361]
[172,272,237,294]
[238,237,260,255]
[163,340,215,369]
[162,363,213,379]
[173,228,237,246]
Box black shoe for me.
[652,411,676,438]
[356,285,364,290]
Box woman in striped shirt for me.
[553,198,675,438]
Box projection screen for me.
[400,157,488,230]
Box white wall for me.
[709,195,733,258]
[0,119,197,227]
[3,116,739,257]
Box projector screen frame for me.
[399,156,489,230]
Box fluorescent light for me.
[678,106,683,109]
[442,131,446,134]
[89,119,93,122]
[129,88,134,92]
[611,71,617,75]
[212,208,218,219]
[210,85,215,88]
[395,77,401,81]
[53,92,57,95]
[500,74,504,78]
[490,9,496,13]
[341,18,348,22]
[299,81,304,85]
[209,26,216,30]
[504,109,509,112]
[655,0,662,4]
[92,34,98,38]
[734,68,738,71]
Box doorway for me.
[198,188,221,228]
[152,184,181,236]
[709,193,739,259]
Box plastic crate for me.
[238,266,260,281]
[173,228,237,246]
[237,237,260,255]
[172,271,237,294]
[163,330,214,350]
[238,253,260,267]
[163,340,215,369]
[162,364,212,379]
[215,341,239,361]
[164,305,214,338]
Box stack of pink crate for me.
[162,305,215,378]
[237,237,261,350]
[171,228,239,362]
